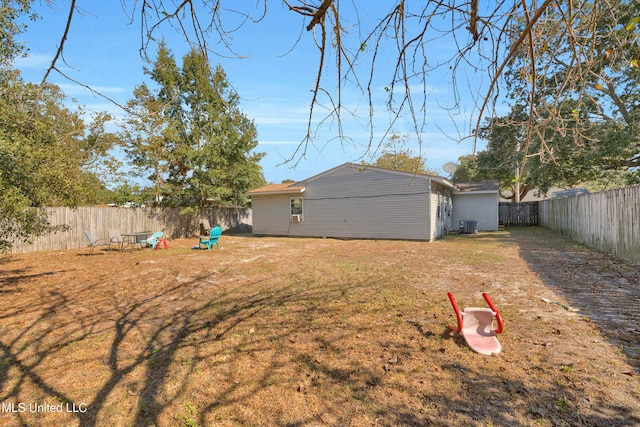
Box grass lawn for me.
[0,228,639,426]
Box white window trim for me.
[290,197,304,222]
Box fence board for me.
[539,184,640,265]
[8,206,252,254]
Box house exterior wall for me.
[452,192,499,231]
[251,194,294,236]
[295,166,433,240]
[252,165,436,240]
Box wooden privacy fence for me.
[8,206,252,254]
[539,184,640,265]
[499,202,539,226]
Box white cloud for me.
[244,100,311,126]
[14,53,52,69]
[56,83,126,96]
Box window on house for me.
[290,197,303,222]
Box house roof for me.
[296,162,457,188]
[455,180,499,193]
[247,183,305,196]
[249,162,459,197]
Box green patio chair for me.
[198,226,222,250]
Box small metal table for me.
[121,231,152,250]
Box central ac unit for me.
[291,214,302,222]
[459,220,478,234]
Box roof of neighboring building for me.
[548,188,589,198]
[455,180,500,193]
[498,187,589,202]
[247,183,305,196]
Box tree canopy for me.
[455,0,640,199]
[122,44,265,207]
[0,0,33,68]
[0,69,115,251]
[373,132,432,174]
[485,0,640,196]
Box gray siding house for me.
[249,163,462,241]
[452,180,500,231]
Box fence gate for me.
[499,202,539,226]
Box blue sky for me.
[15,1,493,184]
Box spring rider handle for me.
[447,292,463,333]
[482,292,504,334]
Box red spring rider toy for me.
[447,292,504,355]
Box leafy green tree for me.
[140,44,264,207]
[110,183,145,207]
[0,0,33,68]
[0,4,123,251]
[450,155,478,182]
[495,0,640,189]
[473,106,533,200]
[0,70,115,250]
[80,173,116,205]
[82,110,124,190]
[121,83,170,203]
[466,1,640,199]
[373,132,431,174]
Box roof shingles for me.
[248,183,305,195]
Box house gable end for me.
[297,162,456,189]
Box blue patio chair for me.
[143,231,168,250]
[199,226,222,250]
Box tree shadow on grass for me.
[508,227,640,374]
[0,268,64,294]
[75,252,108,257]
[0,263,341,426]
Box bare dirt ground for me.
[0,227,638,426]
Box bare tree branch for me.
[41,0,76,85]
[306,0,333,31]
[35,0,640,172]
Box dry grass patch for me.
[0,228,639,426]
